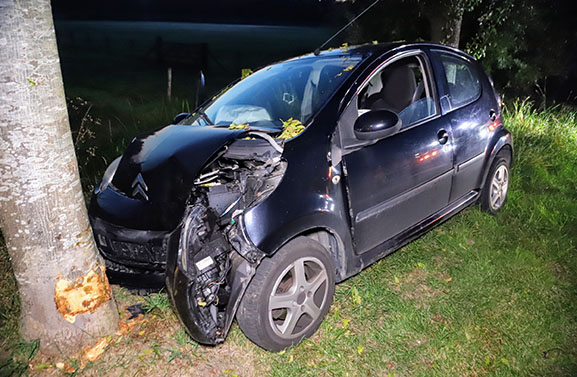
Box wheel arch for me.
[479,129,513,190]
[258,225,349,282]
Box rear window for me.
[438,53,481,109]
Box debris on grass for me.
[126,303,146,319]
[55,361,75,373]
[84,337,112,362]
[117,315,146,336]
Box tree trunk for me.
[444,6,464,48]
[0,0,118,356]
[427,3,464,48]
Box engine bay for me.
[167,133,286,343]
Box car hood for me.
[111,124,246,198]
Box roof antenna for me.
[314,0,382,56]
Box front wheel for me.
[236,236,335,352]
[480,150,511,214]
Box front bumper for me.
[90,215,177,289]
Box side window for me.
[357,55,437,128]
[438,53,481,108]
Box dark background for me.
[49,0,577,191]
[51,0,577,105]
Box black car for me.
[89,42,513,351]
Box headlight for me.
[95,156,121,194]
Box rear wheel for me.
[237,236,335,352]
[480,150,511,214]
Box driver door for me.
[339,51,454,253]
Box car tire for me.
[480,149,511,214]
[236,236,336,352]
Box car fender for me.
[479,127,513,189]
[242,188,353,279]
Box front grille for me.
[90,215,175,270]
[109,239,167,265]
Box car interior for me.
[358,55,436,127]
[338,54,438,151]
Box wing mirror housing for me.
[354,110,402,140]
[173,112,191,124]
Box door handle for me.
[489,109,497,122]
[437,129,449,145]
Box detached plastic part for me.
[166,203,264,345]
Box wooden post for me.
[167,67,172,102]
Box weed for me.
[143,291,172,316]
[0,339,39,377]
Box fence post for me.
[167,67,172,102]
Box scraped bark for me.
[0,0,118,355]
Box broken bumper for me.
[165,203,263,345]
[90,215,175,289]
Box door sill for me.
[356,190,479,270]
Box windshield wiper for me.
[197,111,214,126]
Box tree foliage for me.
[341,0,576,103]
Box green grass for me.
[143,291,172,316]
[1,100,576,376]
[0,238,40,377]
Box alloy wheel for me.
[268,256,329,339]
[489,164,509,211]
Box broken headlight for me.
[96,156,121,194]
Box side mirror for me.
[173,112,191,124]
[354,110,402,140]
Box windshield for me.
[182,54,363,129]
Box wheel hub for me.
[268,256,329,339]
[296,291,306,305]
[489,164,509,210]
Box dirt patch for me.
[404,283,443,301]
[29,286,265,376]
[390,268,444,304]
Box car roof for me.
[291,41,476,65]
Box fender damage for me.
[165,133,287,345]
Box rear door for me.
[339,50,454,254]
[430,51,493,201]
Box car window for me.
[357,54,437,128]
[438,53,481,109]
[181,55,363,129]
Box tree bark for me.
[444,6,464,48]
[427,3,464,48]
[0,0,118,356]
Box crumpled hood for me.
[112,124,245,198]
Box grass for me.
[1,100,577,376]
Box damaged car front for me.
[167,133,287,344]
[89,51,366,345]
